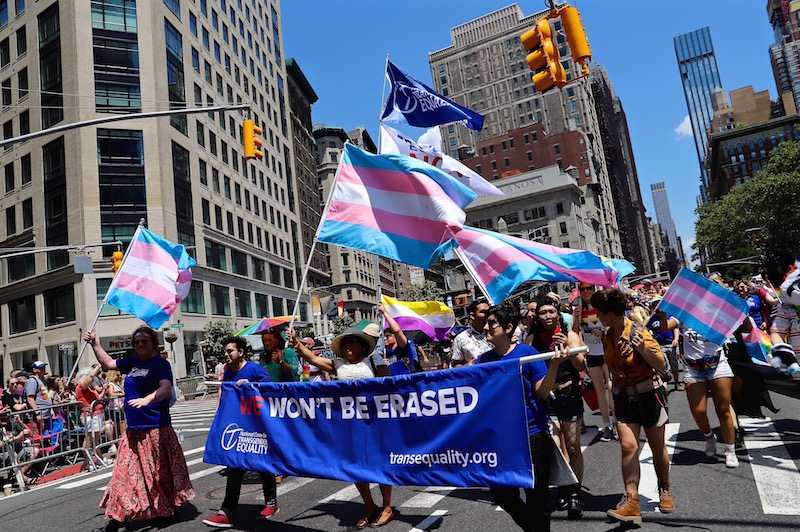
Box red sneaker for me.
[258,505,280,520]
[202,513,232,528]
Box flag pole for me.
[377,55,390,154]
[67,219,147,385]
[286,151,346,343]
[452,245,495,306]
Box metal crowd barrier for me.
[85,397,126,465]
[176,375,216,399]
[0,401,95,493]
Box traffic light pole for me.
[0,104,250,149]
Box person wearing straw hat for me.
[289,325,393,528]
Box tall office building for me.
[768,0,800,116]
[0,1,303,380]
[674,27,723,202]
[427,3,622,259]
[590,65,654,274]
[650,182,682,264]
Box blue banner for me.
[204,359,533,488]
[381,60,485,131]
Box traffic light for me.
[520,18,566,93]
[243,119,263,160]
[560,6,591,77]
[110,250,124,275]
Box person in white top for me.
[451,299,493,367]
[657,310,740,468]
[289,325,393,528]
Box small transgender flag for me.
[658,268,748,346]
[106,227,197,329]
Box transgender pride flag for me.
[658,268,748,346]
[454,227,628,304]
[106,227,197,329]
[317,143,476,269]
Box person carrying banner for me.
[529,296,586,520]
[590,288,672,524]
[476,304,574,532]
[450,299,493,366]
[288,326,393,528]
[203,336,279,528]
[572,283,616,441]
[84,326,194,532]
[379,303,420,375]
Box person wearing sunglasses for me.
[204,336,277,528]
[734,279,767,331]
[572,283,616,442]
[84,325,194,532]
[477,304,574,532]
[289,325,393,528]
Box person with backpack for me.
[590,288,673,525]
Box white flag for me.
[379,123,504,197]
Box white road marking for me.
[638,422,680,513]
[409,510,447,531]
[401,486,457,508]
[741,417,800,515]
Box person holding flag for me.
[84,326,194,532]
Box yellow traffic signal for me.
[561,6,591,77]
[243,119,263,160]
[110,251,124,275]
[521,18,566,93]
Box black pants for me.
[221,468,277,516]
[490,432,553,532]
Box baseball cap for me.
[32,361,47,369]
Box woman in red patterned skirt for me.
[84,325,194,532]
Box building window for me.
[44,284,75,326]
[231,249,247,275]
[235,289,251,317]
[205,239,227,270]
[180,280,205,313]
[560,221,567,235]
[164,0,180,20]
[5,205,15,235]
[91,0,137,32]
[39,4,63,128]
[201,198,210,224]
[4,162,13,193]
[556,202,564,215]
[210,284,230,316]
[9,294,36,333]
[21,198,31,228]
[165,20,187,135]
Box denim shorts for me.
[683,353,734,384]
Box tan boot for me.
[659,484,675,513]
[607,492,642,524]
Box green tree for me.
[295,326,315,340]
[202,319,234,368]
[405,280,444,302]
[695,141,800,277]
[332,314,354,334]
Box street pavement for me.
[2,379,800,531]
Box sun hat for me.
[330,326,377,358]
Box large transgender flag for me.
[381,295,455,341]
[658,268,748,346]
[454,227,630,304]
[317,143,476,269]
[106,227,197,329]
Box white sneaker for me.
[705,433,717,458]
[725,449,739,468]
[108,444,117,456]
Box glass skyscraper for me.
[674,27,723,203]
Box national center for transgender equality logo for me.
[221,423,269,454]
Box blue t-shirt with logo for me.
[117,355,173,430]
[745,294,763,328]
[223,360,271,383]
[476,343,549,436]
[646,314,675,345]
[386,339,418,376]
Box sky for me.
[281,1,777,265]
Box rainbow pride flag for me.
[381,295,455,341]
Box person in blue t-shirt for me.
[203,336,278,528]
[476,304,575,532]
[84,325,194,532]
[378,303,419,375]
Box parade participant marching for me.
[591,288,672,524]
[572,283,616,441]
[379,303,420,375]
[450,299,493,366]
[477,304,574,532]
[84,326,194,532]
[289,326,393,528]
[529,296,586,519]
[204,336,279,528]
[646,299,683,391]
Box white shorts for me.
[683,354,734,384]
[85,414,105,433]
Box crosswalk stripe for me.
[277,477,316,496]
[638,422,680,513]
[409,509,447,531]
[401,486,457,508]
[190,465,225,480]
[741,417,800,515]
[318,484,361,504]
[580,426,600,452]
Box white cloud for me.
[682,236,698,268]
[417,127,442,150]
[674,115,692,140]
